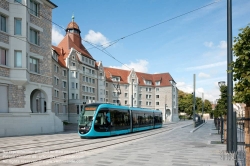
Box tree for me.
[231,24,250,104]
[178,90,212,118]
[231,24,250,165]
[214,85,227,118]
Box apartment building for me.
[51,17,105,123]
[104,67,179,122]
[0,0,63,137]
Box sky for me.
[51,0,250,103]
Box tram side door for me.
[110,110,117,135]
[130,110,133,133]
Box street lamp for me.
[218,81,226,87]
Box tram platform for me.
[57,120,234,166]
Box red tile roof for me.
[66,22,80,30]
[104,67,130,84]
[51,45,66,68]
[104,67,174,87]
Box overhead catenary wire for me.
[11,0,221,70]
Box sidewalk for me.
[57,120,235,166]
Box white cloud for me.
[84,30,110,47]
[176,81,221,102]
[204,41,214,48]
[198,72,210,78]
[52,25,64,45]
[176,82,193,94]
[186,61,226,71]
[110,59,149,73]
[218,40,227,49]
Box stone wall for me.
[30,73,51,85]
[29,4,52,84]
[0,31,9,44]
[0,0,9,11]
[8,85,25,108]
[0,66,9,77]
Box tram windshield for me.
[79,106,97,126]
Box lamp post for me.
[131,79,134,107]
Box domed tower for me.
[65,15,82,48]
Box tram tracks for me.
[0,122,191,166]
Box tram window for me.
[110,109,130,130]
[94,109,110,132]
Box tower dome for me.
[65,15,81,34]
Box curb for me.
[190,122,207,133]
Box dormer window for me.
[155,81,161,86]
[72,55,75,60]
[144,80,152,85]
[112,76,120,82]
[52,51,58,62]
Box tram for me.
[78,103,162,138]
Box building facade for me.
[51,19,179,124]
[0,0,63,137]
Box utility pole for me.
[202,93,204,119]
[193,74,196,123]
[227,0,233,153]
[131,79,134,107]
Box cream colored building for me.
[0,0,63,137]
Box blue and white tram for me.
[78,103,162,138]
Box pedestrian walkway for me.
[56,120,235,166]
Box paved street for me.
[0,120,235,166]
[61,120,233,166]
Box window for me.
[30,29,39,45]
[125,85,128,90]
[156,81,161,86]
[83,76,85,81]
[76,72,78,78]
[92,88,95,93]
[106,91,108,95]
[54,90,59,98]
[14,51,22,67]
[140,87,142,91]
[76,94,78,99]
[82,66,85,72]
[134,93,136,98]
[156,95,159,98]
[72,62,75,66]
[29,57,38,73]
[63,70,66,76]
[86,77,89,82]
[14,18,22,35]
[72,93,74,99]
[139,101,142,105]
[63,81,66,88]
[92,70,95,75]
[0,48,7,66]
[71,82,74,89]
[82,86,85,92]
[52,51,58,61]
[156,88,159,91]
[125,93,128,98]
[139,94,142,99]
[125,100,128,105]
[156,102,159,105]
[54,77,59,85]
[92,79,95,84]
[106,83,108,87]
[76,83,78,89]
[0,15,6,32]
[30,0,39,16]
